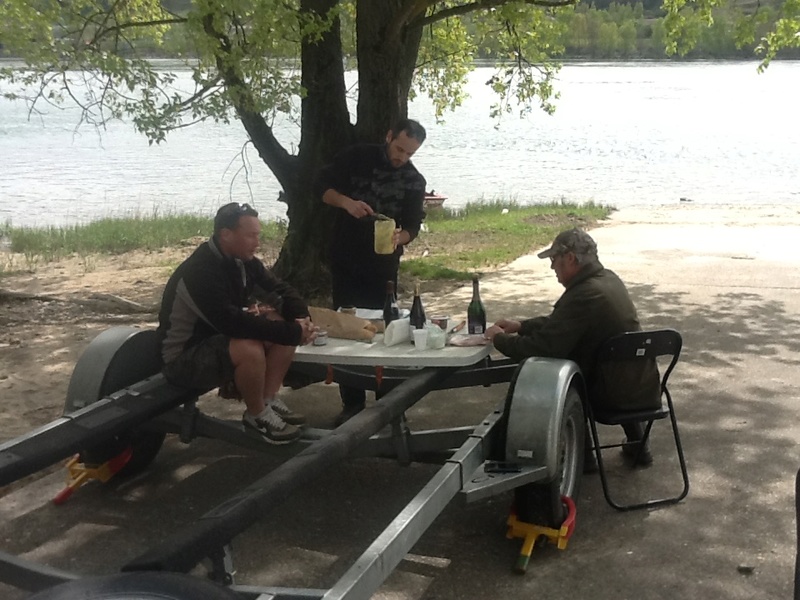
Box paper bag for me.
[308,306,378,341]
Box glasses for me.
[549,250,573,264]
[220,202,256,216]
[214,202,259,233]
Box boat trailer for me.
[0,326,587,599]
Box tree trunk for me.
[272,0,424,300]
[355,0,424,141]
[271,0,354,300]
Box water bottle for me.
[467,276,486,334]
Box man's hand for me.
[484,325,503,342]
[392,228,411,247]
[322,189,375,219]
[484,319,521,342]
[296,317,318,346]
[494,318,522,333]
[345,198,375,219]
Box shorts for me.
[162,335,234,392]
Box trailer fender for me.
[64,326,168,477]
[65,326,162,414]
[505,357,585,481]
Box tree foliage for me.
[1,0,796,294]
[662,0,800,67]
[0,0,578,293]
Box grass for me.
[401,200,612,279]
[0,201,612,281]
[0,214,286,267]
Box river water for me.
[1,61,798,227]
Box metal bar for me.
[352,426,475,459]
[0,374,197,487]
[0,549,79,593]
[122,367,457,574]
[287,361,518,394]
[150,409,329,456]
[322,434,489,599]
[229,584,327,599]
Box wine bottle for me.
[467,276,487,334]
[383,280,400,327]
[409,283,426,330]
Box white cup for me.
[412,328,428,351]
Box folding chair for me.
[586,329,689,511]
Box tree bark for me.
[355,0,424,141]
[272,0,354,298]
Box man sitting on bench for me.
[157,202,317,445]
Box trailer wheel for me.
[514,386,585,526]
[65,327,171,478]
[26,572,239,600]
[79,429,166,479]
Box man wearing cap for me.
[484,227,660,466]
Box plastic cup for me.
[412,328,428,350]
[430,315,449,331]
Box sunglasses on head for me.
[221,202,257,216]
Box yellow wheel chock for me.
[506,495,577,574]
[52,446,133,505]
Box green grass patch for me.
[4,214,287,260]
[401,200,613,280]
[1,201,611,283]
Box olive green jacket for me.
[493,261,660,411]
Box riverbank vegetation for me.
[0,202,612,284]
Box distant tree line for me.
[476,1,800,60]
[1,0,795,62]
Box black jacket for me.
[157,237,309,364]
[314,142,426,277]
[493,261,660,411]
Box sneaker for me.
[621,437,654,466]
[242,407,300,445]
[269,398,306,426]
[334,404,365,427]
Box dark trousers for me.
[331,263,397,410]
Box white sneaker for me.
[269,398,306,426]
[242,407,300,445]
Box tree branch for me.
[413,0,576,29]
[386,0,434,44]
[92,17,188,46]
[201,14,297,191]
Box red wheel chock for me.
[52,446,133,505]
[506,495,577,574]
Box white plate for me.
[351,308,410,320]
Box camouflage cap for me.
[537,228,598,259]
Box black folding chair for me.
[586,329,689,511]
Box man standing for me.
[315,119,427,424]
[157,202,317,444]
[484,228,661,465]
